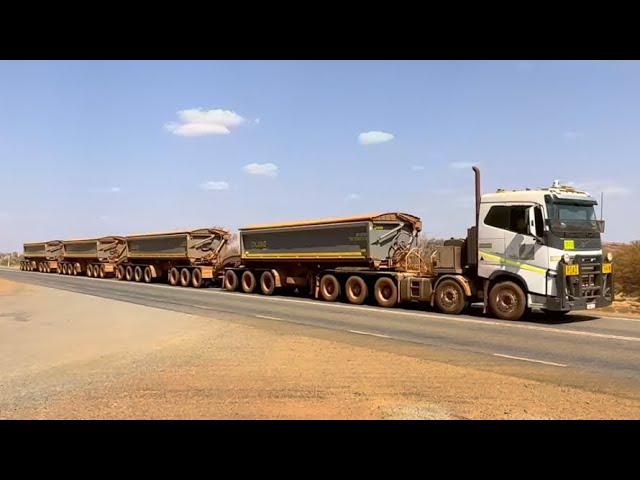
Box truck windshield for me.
[545,199,600,234]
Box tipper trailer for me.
[223,167,614,321]
[56,236,128,278]
[20,240,63,273]
[117,227,232,287]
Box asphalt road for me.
[2,268,639,384]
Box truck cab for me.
[476,180,614,320]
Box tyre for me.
[345,276,368,305]
[374,277,397,308]
[87,265,93,277]
[224,270,239,291]
[99,264,106,278]
[144,266,153,283]
[116,265,125,280]
[168,268,179,286]
[125,265,134,281]
[260,271,276,295]
[241,271,257,293]
[320,274,340,302]
[434,279,468,315]
[489,281,527,321]
[191,268,204,288]
[180,268,191,287]
[92,265,100,278]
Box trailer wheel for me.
[434,279,468,315]
[134,266,143,282]
[99,264,106,278]
[374,277,397,308]
[224,270,239,291]
[260,271,276,296]
[125,265,134,281]
[168,268,179,286]
[191,268,204,288]
[345,276,368,305]
[320,274,340,302]
[87,265,93,277]
[116,265,125,280]
[489,281,527,321]
[44,263,49,273]
[241,271,257,293]
[180,268,191,287]
[144,266,153,284]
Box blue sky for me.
[0,60,638,250]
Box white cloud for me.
[574,180,632,197]
[449,161,476,170]
[109,187,121,193]
[358,131,394,146]
[346,193,361,201]
[564,131,583,139]
[199,181,230,191]
[255,118,261,124]
[243,163,278,178]
[411,165,425,171]
[165,108,246,137]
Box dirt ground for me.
[1,277,639,420]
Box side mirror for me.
[597,220,605,233]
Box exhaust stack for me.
[472,166,481,229]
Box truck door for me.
[478,203,548,296]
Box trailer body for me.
[56,236,128,278]
[117,227,231,287]
[20,240,63,273]
[223,213,433,305]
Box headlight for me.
[562,253,571,263]
[606,252,613,262]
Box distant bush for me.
[605,241,640,300]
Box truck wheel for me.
[489,281,527,321]
[260,271,276,295]
[180,268,191,287]
[345,276,368,305]
[320,274,340,302]
[434,279,468,315]
[224,270,239,291]
[241,271,256,293]
[116,265,125,280]
[87,265,93,277]
[125,265,134,281]
[168,268,179,286]
[90,265,98,278]
[374,277,397,308]
[44,264,49,273]
[144,266,153,284]
[99,264,106,278]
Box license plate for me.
[587,303,595,310]
[565,264,579,276]
[602,263,612,274]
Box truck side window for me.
[509,206,528,235]
[485,206,509,229]
[485,205,530,235]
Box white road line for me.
[255,315,284,321]
[348,330,392,339]
[493,353,567,368]
[5,270,640,343]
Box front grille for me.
[559,254,612,301]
